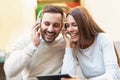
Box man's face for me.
[41,12,63,43]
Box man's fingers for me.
[36,32,40,38]
[32,22,41,30]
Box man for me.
[4,5,65,80]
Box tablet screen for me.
[37,74,71,80]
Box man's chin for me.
[45,41,53,43]
[44,39,55,43]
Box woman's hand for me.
[31,22,41,47]
[62,28,72,48]
[61,75,80,80]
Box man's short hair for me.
[41,5,64,19]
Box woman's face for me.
[66,15,79,42]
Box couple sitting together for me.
[4,5,120,80]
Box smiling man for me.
[4,5,65,80]
[41,12,63,43]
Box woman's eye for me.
[72,23,77,27]
[73,24,77,26]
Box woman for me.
[61,6,120,80]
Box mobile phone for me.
[64,23,68,29]
[64,23,70,29]
[36,18,41,32]
[37,74,71,80]
[37,18,41,23]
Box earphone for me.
[36,9,43,40]
[37,9,42,23]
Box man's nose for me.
[47,25,54,32]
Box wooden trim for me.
[114,43,120,67]
[0,63,6,80]
[37,0,77,4]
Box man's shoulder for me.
[55,33,65,44]
[56,33,64,41]
[16,35,31,43]
[11,35,32,49]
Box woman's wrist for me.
[66,42,72,48]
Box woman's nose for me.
[68,26,73,32]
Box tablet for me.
[37,74,71,80]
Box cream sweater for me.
[4,34,65,80]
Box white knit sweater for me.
[4,33,65,80]
[62,33,120,80]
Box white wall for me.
[0,0,37,79]
[0,0,24,50]
[81,0,120,41]
[0,0,37,52]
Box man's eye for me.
[53,23,60,28]
[44,22,50,26]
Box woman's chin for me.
[71,38,78,42]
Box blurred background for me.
[0,0,120,53]
[0,0,120,79]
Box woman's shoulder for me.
[97,33,111,40]
[97,33,113,44]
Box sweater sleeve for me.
[4,37,37,78]
[89,34,120,80]
[61,48,77,75]
[102,40,120,80]
[88,73,114,80]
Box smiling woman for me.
[61,6,120,80]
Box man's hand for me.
[31,22,41,47]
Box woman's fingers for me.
[61,75,80,80]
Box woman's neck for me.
[80,38,95,49]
